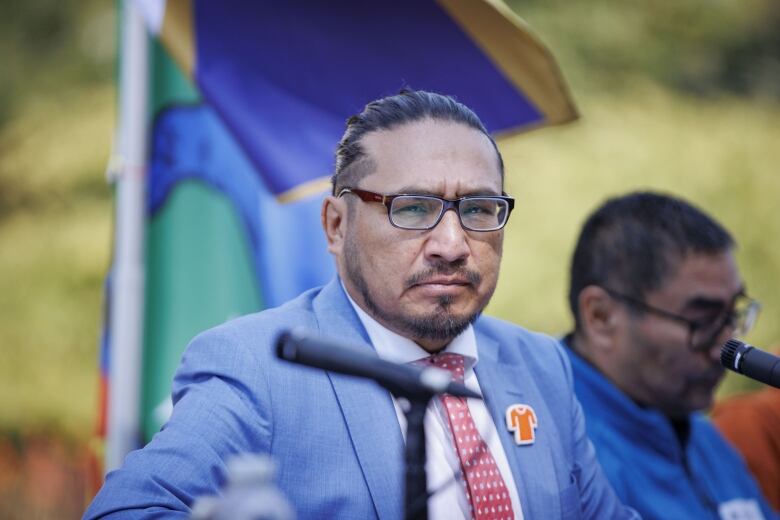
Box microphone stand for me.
[403,397,431,520]
[274,330,483,520]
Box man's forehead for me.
[361,118,490,151]
[359,118,503,193]
[656,251,743,305]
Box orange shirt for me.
[711,387,780,511]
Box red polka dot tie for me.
[418,353,515,520]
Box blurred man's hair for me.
[569,191,735,328]
[331,89,503,195]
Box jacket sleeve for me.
[554,341,641,520]
[570,393,640,519]
[83,325,273,519]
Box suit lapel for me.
[313,280,404,520]
[474,331,563,520]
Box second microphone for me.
[275,329,481,400]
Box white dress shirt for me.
[345,291,524,520]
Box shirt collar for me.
[341,281,478,371]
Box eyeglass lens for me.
[389,196,508,231]
[690,297,760,350]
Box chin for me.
[400,307,479,342]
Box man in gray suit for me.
[86,90,636,519]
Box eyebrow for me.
[682,288,746,312]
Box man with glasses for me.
[86,90,637,519]
[563,191,777,519]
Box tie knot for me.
[414,352,466,383]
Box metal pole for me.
[105,0,148,472]
[404,399,430,520]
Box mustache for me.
[405,263,482,288]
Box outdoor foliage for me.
[510,0,780,99]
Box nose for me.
[705,339,723,364]
[423,209,470,264]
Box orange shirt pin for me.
[506,404,538,445]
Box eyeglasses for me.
[602,287,761,352]
[338,187,514,232]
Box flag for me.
[140,44,337,441]
[97,0,578,479]
[138,0,577,199]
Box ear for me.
[577,285,622,353]
[321,195,348,255]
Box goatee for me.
[344,233,485,342]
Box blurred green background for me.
[490,0,780,391]
[0,0,778,515]
[0,0,114,437]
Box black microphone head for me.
[721,338,747,371]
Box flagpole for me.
[106,0,149,472]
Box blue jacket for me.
[85,279,637,519]
[564,342,778,520]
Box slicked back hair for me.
[569,191,735,328]
[331,90,504,195]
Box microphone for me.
[720,339,780,389]
[275,329,482,400]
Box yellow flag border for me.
[438,0,578,126]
